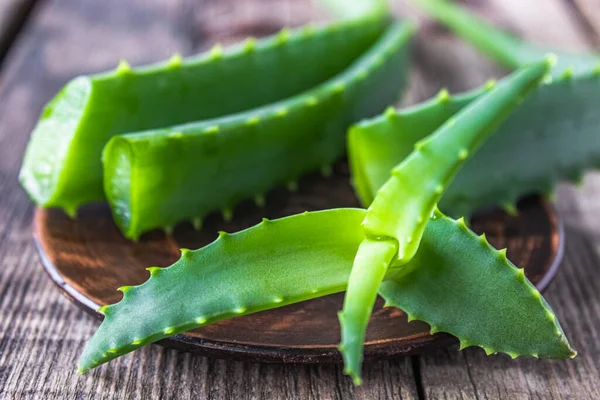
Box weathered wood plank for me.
[568,0,600,47]
[0,0,419,398]
[409,0,600,398]
[0,0,36,63]
[2,0,600,398]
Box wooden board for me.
[0,0,36,63]
[1,0,600,398]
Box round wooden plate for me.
[33,163,563,364]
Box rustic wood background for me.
[1,0,599,398]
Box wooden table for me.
[1,0,599,398]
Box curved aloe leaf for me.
[411,0,600,75]
[349,69,600,218]
[78,207,574,375]
[338,58,553,384]
[337,238,397,385]
[19,10,390,216]
[78,209,367,373]
[379,208,574,360]
[102,22,414,239]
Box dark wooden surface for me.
[1,0,600,399]
[0,0,35,64]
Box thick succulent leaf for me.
[338,238,397,386]
[411,0,600,75]
[338,59,552,384]
[19,11,390,215]
[349,70,600,218]
[362,58,552,263]
[380,208,575,359]
[102,22,414,239]
[78,209,367,373]
[78,208,574,374]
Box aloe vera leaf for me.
[19,11,390,216]
[78,208,573,374]
[338,59,552,384]
[411,0,600,75]
[78,209,367,373]
[338,238,397,386]
[363,58,551,263]
[103,22,414,240]
[379,208,575,360]
[349,69,600,218]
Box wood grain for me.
[1,0,600,398]
[0,0,36,64]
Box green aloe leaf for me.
[349,69,600,218]
[379,208,574,360]
[102,21,414,239]
[78,209,367,373]
[337,238,397,385]
[19,9,391,216]
[78,208,574,376]
[338,58,553,384]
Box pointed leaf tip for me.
[244,37,257,51]
[333,82,345,93]
[385,106,397,119]
[459,340,471,351]
[561,66,574,79]
[245,116,260,126]
[97,305,110,314]
[274,107,288,117]
[484,79,496,90]
[117,286,133,294]
[146,266,162,276]
[483,347,496,356]
[209,44,223,59]
[437,88,450,102]
[544,53,558,68]
[203,125,219,134]
[116,60,131,74]
[168,53,182,67]
[276,28,291,43]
